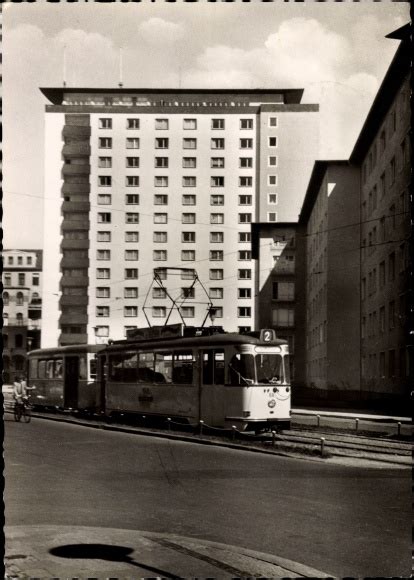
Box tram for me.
[27,344,105,410]
[99,325,291,431]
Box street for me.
[5,416,411,578]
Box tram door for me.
[200,349,225,426]
[64,356,79,408]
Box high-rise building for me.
[2,250,43,383]
[41,88,318,346]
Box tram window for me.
[79,355,87,380]
[90,358,97,379]
[38,360,47,378]
[138,352,155,383]
[29,359,38,379]
[229,354,255,385]
[173,351,194,384]
[256,354,283,384]
[109,355,124,381]
[122,352,138,382]
[55,359,63,378]
[203,349,225,385]
[46,360,54,379]
[154,353,173,383]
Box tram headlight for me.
[286,387,290,393]
[268,399,276,408]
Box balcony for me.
[62,125,91,138]
[59,312,88,325]
[62,201,91,213]
[62,182,90,195]
[62,163,91,176]
[63,142,91,157]
[60,295,88,307]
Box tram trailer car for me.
[28,345,105,411]
[98,327,291,431]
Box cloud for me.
[139,17,184,45]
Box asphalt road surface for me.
[5,417,411,578]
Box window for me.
[182,232,195,243]
[209,287,223,299]
[153,287,167,299]
[268,156,278,167]
[123,232,139,244]
[239,232,251,243]
[154,250,167,261]
[380,306,385,333]
[183,119,197,130]
[238,269,251,279]
[390,157,396,184]
[98,213,111,223]
[155,138,169,149]
[239,176,252,187]
[154,213,168,224]
[183,138,197,150]
[125,212,139,224]
[124,306,138,317]
[210,250,223,261]
[126,157,140,168]
[97,194,111,205]
[126,138,140,149]
[99,118,112,129]
[211,157,225,168]
[268,137,277,147]
[125,194,139,205]
[211,138,225,150]
[183,176,196,187]
[98,176,112,187]
[7,257,13,264]
[125,250,139,261]
[16,291,24,305]
[238,288,251,299]
[3,291,9,305]
[212,119,225,129]
[239,195,252,205]
[389,300,395,329]
[211,176,224,187]
[239,213,252,223]
[268,212,278,222]
[183,157,197,168]
[210,232,224,243]
[210,195,224,206]
[96,287,110,298]
[154,231,167,243]
[268,175,277,186]
[153,306,167,318]
[389,350,396,378]
[17,256,23,265]
[125,268,138,279]
[181,287,195,299]
[97,249,111,261]
[211,213,224,224]
[238,307,251,318]
[155,157,169,168]
[272,308,294,327]
[96,306,110,317]
[182,213,196,224]
[155,176,168,187]
[269,117,277,127]
[127,118,140,129]
[155,119,169,130]
[154,194,168,205]
[268,193,278,204]
[126,176,139,187]
[182,250,195,261]
[181,269,196,280]
[389,252,395,281]
[181,306,195,318]
[99,137,112,149]
[240,119,253,129]
[182,195,196,206]
[95,326,109,337]
[209,269,223,280]
[97,268,110,279]
[272,281,294,300]
[98,157,112,168]
[239,157,253,168]
[238,250,251,260]
[240,138,253,149]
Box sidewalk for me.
[292,407,411,422]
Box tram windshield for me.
[229,354,255,385]
[256,353,286,385]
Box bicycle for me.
[13,395,32,423]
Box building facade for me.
[41,88,318,346]
[2,250,43,383]
[350,24,411,404]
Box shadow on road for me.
[49,543,182,579]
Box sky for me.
[2,0,409,249]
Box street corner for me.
[5,524,333,579]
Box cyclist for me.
[13,375,28,404]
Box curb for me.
[9,410,411,468]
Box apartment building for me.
[349,24,411,403]
[40,88,318,346]
[2,250,43,383]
